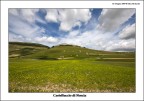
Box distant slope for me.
[9,42,49,58]
[9,42,135,61]
[9,42,49,48]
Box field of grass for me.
[9,42,135,92]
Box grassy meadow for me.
[9,42,135,92]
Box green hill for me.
[9,42,49,58]
[9,42,135,61]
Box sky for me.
[9,8,136,52]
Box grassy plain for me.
[9,42,135,92]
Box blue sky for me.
[9,8,136,51]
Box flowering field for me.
[9,42,135,92]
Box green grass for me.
[9,42,135,92]
[9,59,135,92]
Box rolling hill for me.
[9,42,135,61]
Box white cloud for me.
[9,15,46,44]
[58,29,113,51]
[47,37,58,43]
[9,32,25,42]
[119,23,135,39]
[9,9,19,16]
[20,9,39,23]
[45,9,92,32]
[105,39,135,51]
[35,36,58,43]
[58,26,135,52]
[45,9,59,23]
[9,8,47,43]
[97,9,135,32]
[59,9,91,32]
[9,15,42,38]
[35,16,46,24]
[68,30,80,37]
[9,9,46,24]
